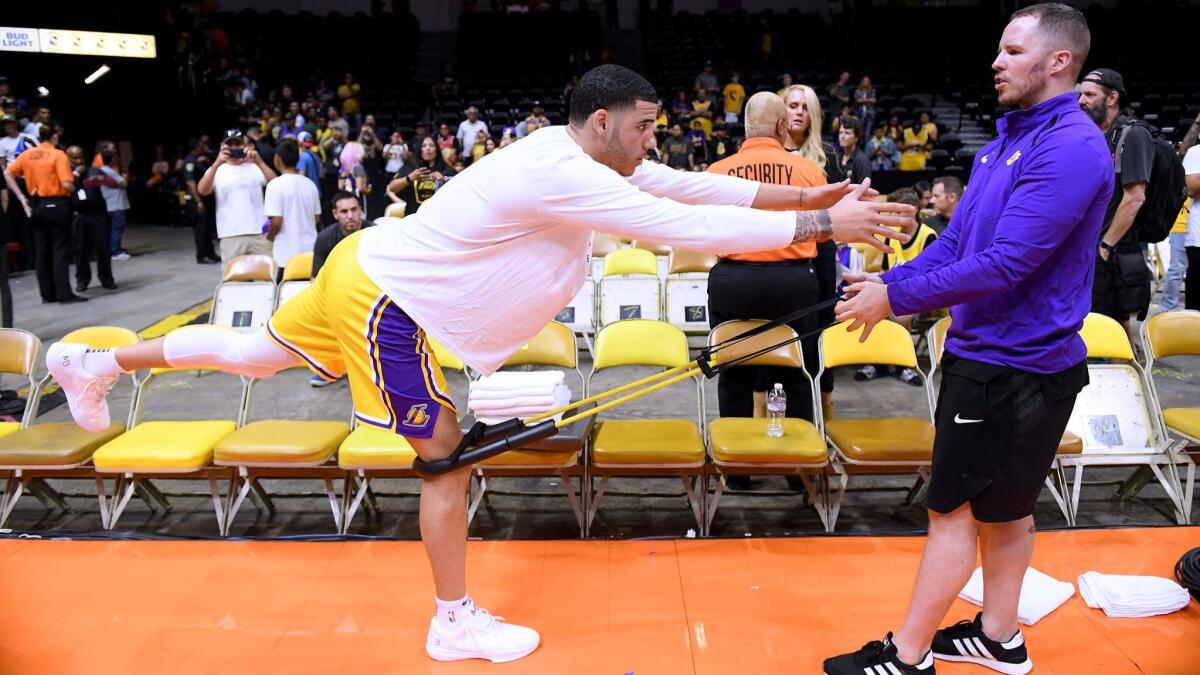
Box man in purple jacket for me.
[824,5,1112,675]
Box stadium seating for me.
[211,255,278,333]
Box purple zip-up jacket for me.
[880,92,1114,374]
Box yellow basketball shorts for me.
[265,230,455,438]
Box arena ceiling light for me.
[0,27,156,58]
[84,64,111,85]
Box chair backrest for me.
[668,248,718,275]
[1079,312,1134,360]
[504,322,577,369]
[61,326,140,349]
[633,240,672,257]
[281,252,314,281]
[222,255,277,282]
[928,316,952,365]
[0,328,41,377]
[821,320,917,369]
[603,248,657,277]
[1143,310,1200,359]
[593,320,689,370]
[373,216,405,227]
[383,202,406,218]
[708,321,803,370]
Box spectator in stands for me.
[246,126,277,171]
[482,137,498,156]
[67,145,116,293]
[1161,200,1190,312]
[831,104,858,137]
[456,107,489,161]
[710,123,734,163]
[782,84,840,421]
[687,120,710,168]
[671,90,691,124]
[899,121,929,171]
[437,123,459,164]
[338,140,370,207]
[277,113,302,140]
[914,181,933,211]
[197,129,276,261]
[0,113,35,163]
[22,107,49,139]
[3,125,84,303]
[1079,68,1153,328]
[884,115,903,143]
[694,60,719,96]
[867,125,900,172]
[691,88,714,137]
[264,139,321,275]
[312,78,334,107]
[706,91,828,490]
[662,123,692,170]
[776,73,794,97]
[337,72,362,127]
[516,103,550,138]
[853,76,877,136]
[384,131,410,174]
[313,115,332,153]
[322,124,347,179]
[1184,146,1200,311]
[470,130,488,164]
[1,114,36,268]
[723,72,745,123]
[95,143,131,261]
[916,111,939,143]
[387,135,454,217]
[182,137,220,264]
[313,191,369,277]
[836,118,871,184]
[295,132,322,196]
[0,167,9,326]
[827,71,852,107]
[327,105,350,138]
[925,176,963,236]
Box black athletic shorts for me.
[925,353,1088,523]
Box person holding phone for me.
[197,129,277,261]
[387,136,455,216]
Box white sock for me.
[435,595,473,626]
[81,349,125,378]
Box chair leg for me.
[209,475,229,536]
[136,479,170,512]
[106,474,139,530]
[682,474,703,535]
[1147,463,1188,525]
[1070,465,1084,523]
[224,468,256,534]
[705,473,725,535]
[828,467,848,532]
[558,470,585,536]
[323,478,343,533]
[0,473,25,529]
[1044,471,1072,527]
[95,476,111,529]
[249,479,275,515]
[467,471,487,526]
[796,471,831,533]
[343,473,372,535]
[586,476,609,532]
[26,478,71,513]
[362,480,380,517]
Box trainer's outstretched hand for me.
[835,280,893,343]
[827,178,916,253]
[801,179,879,210]
[839,271,883,300]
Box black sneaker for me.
[824,632,934,675]
[932,613,1032,674]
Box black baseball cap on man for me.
[1082,68,1125,96]
[222,128,245,144]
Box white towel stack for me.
[469,371,572,424]
[1078,572,1192,618]
[958,566,1075,625]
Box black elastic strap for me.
[696,295,842,377]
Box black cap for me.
[1083,68,1125,95]
[222,128,245,143]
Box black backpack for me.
[1113,119,1187,243]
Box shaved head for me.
[744,92,787,141]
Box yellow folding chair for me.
[1141,310,1200,522]
[704,321,833,532]
[818,320,936,530]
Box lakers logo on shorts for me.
[403,403,431,428]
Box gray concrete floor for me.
[2,225,1196,539]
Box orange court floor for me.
[0,527,1197,675]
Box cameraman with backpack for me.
[66,146,116,293]
[1080,68,1188,332]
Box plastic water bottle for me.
[766,383,786,438]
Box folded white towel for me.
[471,394,560,412]
[469,386,563,401]
[958,566,1075,626]
[472,371,565,392]
[470,382,571,421]
[1078,572,1191,618]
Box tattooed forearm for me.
[793,209,833,243]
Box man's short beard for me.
[1082,101,1106,126]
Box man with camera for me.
[197,129,277,262]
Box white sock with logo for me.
[435,595,473,626]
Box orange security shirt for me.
[707,136,826,261]
[5,142,72,197]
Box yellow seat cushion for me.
[338,425,417,469]
[0,421,19,440]
[591,419,704,466]
[215,420,350,466]
[481,448,579,467]
[93,420,236,472]
[825,417,935,463]
[708,418,828,465]
[1058,431,1084,456]
[0,422,125,467]
[1164,408,1200,442]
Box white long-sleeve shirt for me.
[357,125,795,374]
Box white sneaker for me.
[46,343,117,433]
[111,252,131,261]
[425,604,540,663]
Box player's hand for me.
[835,281,892,343]
[827,178,914,253]
[840,272,883,300]
[802,179,877,210]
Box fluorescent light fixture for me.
[84,64,111,84]
[36,86,49,96]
